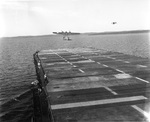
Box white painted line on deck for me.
[51,96,147,110]
[89,59,94,62]
[106,56,116,60]
[46,63,55,66]
[114,73,132,79]
[131,105,150,120]
[137,65,147,68]
[53,52,77,68]
[81,56,88,59]
[74,60,95,63]
[124,61,130,63]
[117,59,123,62]
[104,87,118,95]
[97,62,101,64]
[79,69,85,73]
[67,61,73,65]
[135,77,149,83]
[46,62,68,65]
[73,65,77,67]
[67,51,98,64]
[115,69,125,73]
[68,62,78,68]
[103,64,109,67]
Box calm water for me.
[0,32,149,122]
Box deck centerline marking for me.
[89,59,95,62]
[51,96,147,110]
[73,65,77,67]
[37,48,150,121]
[115,69,125,73]
[135,77,149,83]
[53,52,78,67]
[124,61,130,63]
[116,59,123,62]
[79,69,85,73]
[131,105,150,120]
[57,50,149,85]
[103,64,109,67]
[137,65,147,68]
[104,87,118,95]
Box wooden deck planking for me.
[37,47,150,121]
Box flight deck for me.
[33,47,150,122]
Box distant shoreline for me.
[1,30,149,38]
[84,30,150,35]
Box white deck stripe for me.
[53,51,88,73]
[131,105,150,120]
[51,96,147,110]
[124,61,130,63]
[67,61,74,66]
[103,64,109,67]
[54,52,77,67]
[113,68,149,84]
[88,59,94,61]
[106,57,116,60]
[104,87,118,95]
[135,77,149,83]
[71,60,95,64]
[114,73,132,79]
[81,56,88,59]
[79,69,85,73]
[115,69,125,73]
[137,65,147,68]
[46,62,68,65]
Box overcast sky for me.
[0,0,150,37]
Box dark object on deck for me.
[32,47,150,122]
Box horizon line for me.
[1,29,150,38]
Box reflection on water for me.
[0,32,149,122]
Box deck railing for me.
[31,52,54,122]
